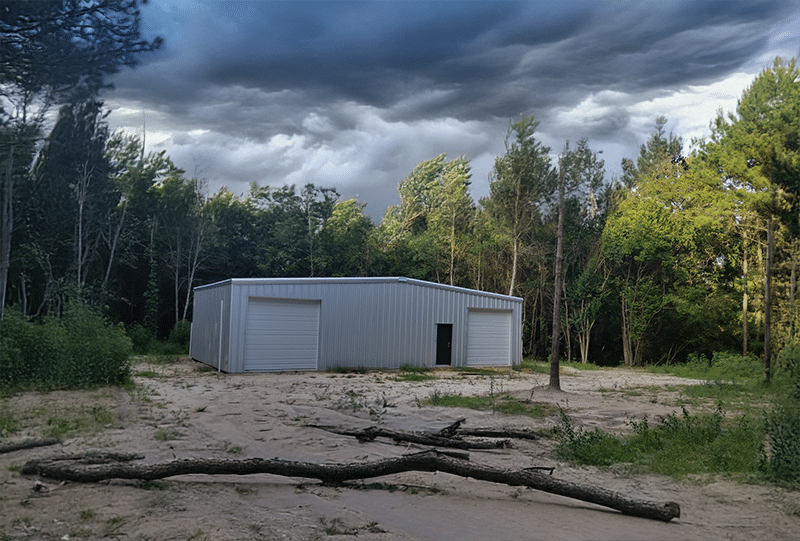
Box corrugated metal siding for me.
[189,280,232,371]
[191,277,522,372]
[466,309,513,366]
[243,298,320,371]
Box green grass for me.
[327,366,368,374]
[399,363,430,373]
[422,390,557,418]
[154,428,183,441]
[646,351,763,381]
[520,358,605,373]
[0,405,17,436]
[553,407,765,479]
[43,404,115,439]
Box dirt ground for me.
[2,359,800,541]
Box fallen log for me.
[435,418,538,441]
[307,424,511,450]
[0,438,60,454]
[22,450,680,522]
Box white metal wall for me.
[466,309,512,366]
[189,282,232,372]
[191,277,522,372]
[243,298,320,371]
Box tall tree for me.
[379,154,475,285]
[0,0,160,316]
[21,99,114,310]
[549,140,604,389]
[620,116,684,189]
[318,199,374,277]
[486,115,555,296]
[699,57,800,380]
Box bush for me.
[127,323,154,355]
[554,407,764,478]
[167,319,191,353]
[777,343,800,384]
[766,404,800,484]
[709,351,762,380]
[0,303,132,389]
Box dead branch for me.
[455,427,538,440]
[306,424,510,449]
[433,418,538,441]
[22,450,680,522]
[0,438,60,454]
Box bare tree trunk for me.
[0,144,14,318]
[102,200,127,291]
[764,218,772,382]
[742,232,748,356]
[509,235,519,296]
[22,450,680,522]
[550,177,565,390]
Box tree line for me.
[3,3,800,373]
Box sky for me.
[103,0,800,221]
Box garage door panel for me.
[467,309,511,366]
[244,298,319,371]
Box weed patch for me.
[423,389,556,418]
[394,372,435,382]
[554,408,765,478]
[43,404,116,439]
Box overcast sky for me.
[103,0,800,221]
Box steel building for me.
[189,277,522,372]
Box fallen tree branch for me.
[435,418,538,441]
[0,438,60,454]
[307,424,511,450]
[22,450,679,522]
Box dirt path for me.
[1,359,799,540]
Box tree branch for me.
[22,450,680,522]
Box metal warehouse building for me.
[189,277,522,372]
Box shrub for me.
[776,343,800,385]
[709,351,762,380]
[0,303,132,389]
[127,323,154,354]
[554,407,764,478]
[766,404,800,484]
[167,319,192,353]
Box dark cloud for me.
[103,0,799,220]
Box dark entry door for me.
[436,324,453,365]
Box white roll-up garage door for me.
[466,309,512,366]
[244,297,320,371]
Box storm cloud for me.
[104,0,800,219]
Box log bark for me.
[22,450,679,522]
[436,418,538,441]
[307,424,511,450]
[0,438,60,454]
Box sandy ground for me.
[2,359,799,540]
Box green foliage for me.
[44,404,116,439]
[554,408,765,478]
[396,364,435,381]
[127,324,154,355]
[423,390,555,418]
[399,363,431,373]
[777,343,800,383]
[0,303,132,389]
[651,351,762,381]
[765,403,800,484]
[0,405,17,436]
[168,319,192,352]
